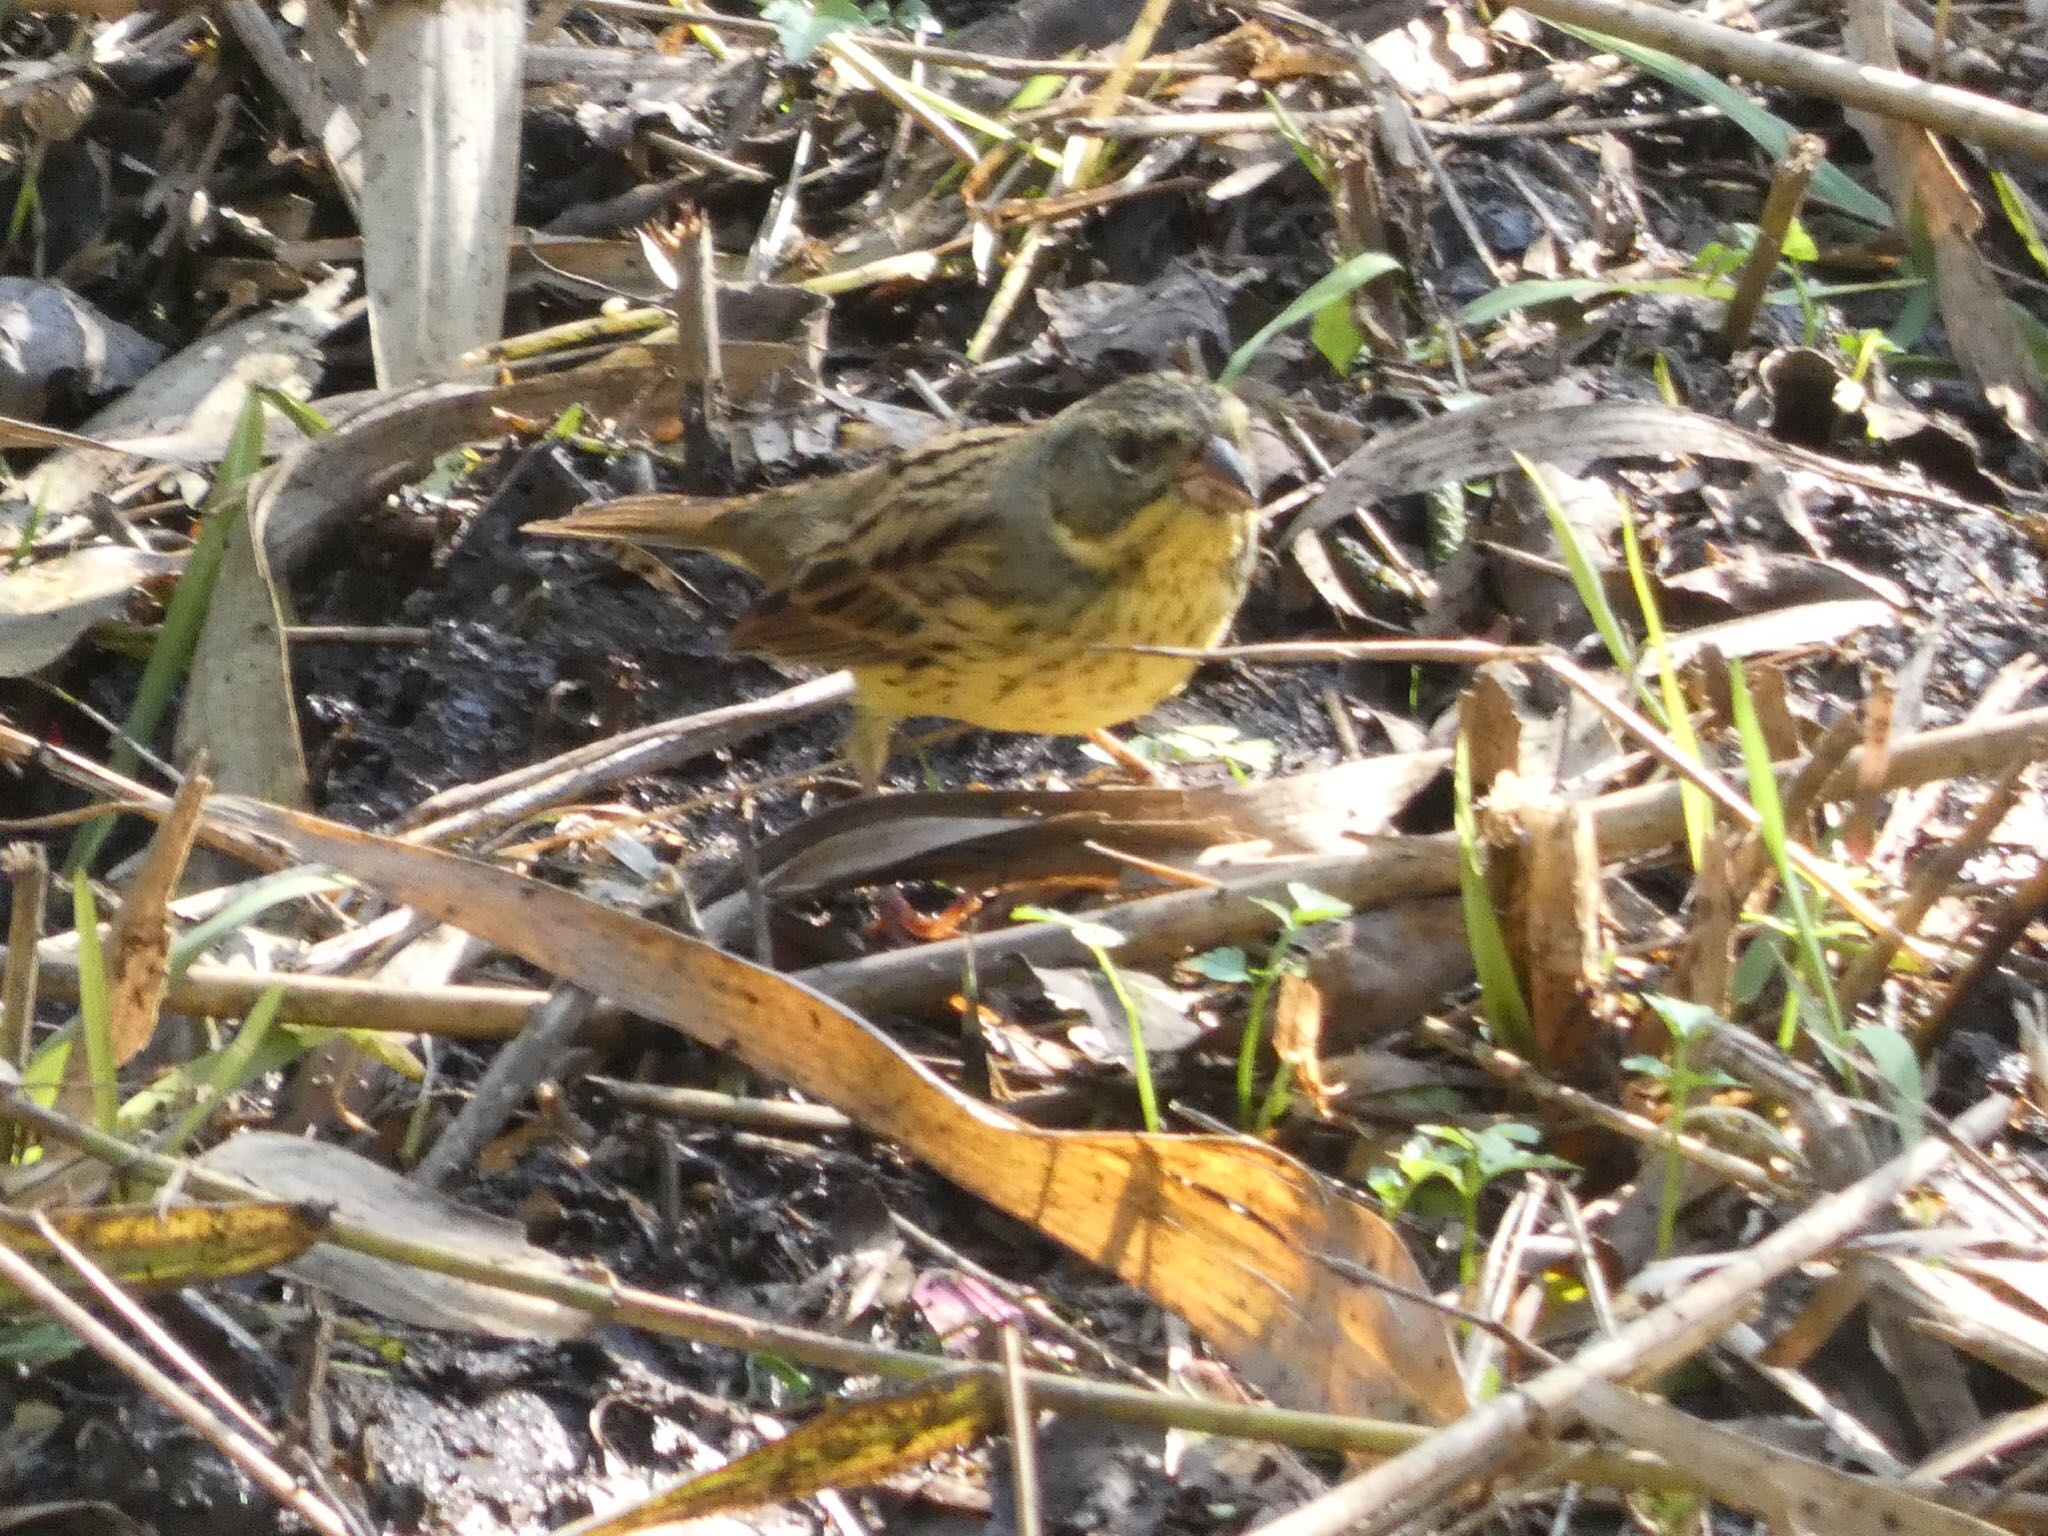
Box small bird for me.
[528,373,1261,785]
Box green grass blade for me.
[1546,24,1894,229]
[1221,250,1401,384]
[1620,507,1711,868]
[1460,276,1729,328]
[160,983,288,1153]
[169,870,351,982]
[71,872,118,1133]
[68,389,271,873]
[1727,660,1846,1046]
[1454,738,1532,1054]
[1520,453,1638,679]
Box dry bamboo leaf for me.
[1286,385,1979,548]
[358,0,523,384]
[254,361,676,578]
[199,1132,592,1341]
[702,753,1450,928]
[1841,0,2046,437]
[197,794,1469,1426]
[12,272,351,535]
[1576,1379,2002,1536]
[176,495,305,809]
[0,546,184,677]
[564,1374,1002,1535]
[1866,1253,2048,1393]
[0,1202,328,1310]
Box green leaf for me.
[1220,250,1401,384]
[1249,896,1292,926]
[1284,883,1353,928]
[1310,299,1365,375]
[1644,994,1722,1043]
[761,0,867,60]
[1993,171,2048,279]
[1188,946,1252,984]
[1852,1023,1925,1146]
[1459,276,1727,329]
[1010,904,1124,952]
[1265,92,1329,186]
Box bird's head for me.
[1031,374,1258,541]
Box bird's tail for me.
[527,491,803,583]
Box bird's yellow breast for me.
[852,495,1256,734]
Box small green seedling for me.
[1189,882,1353,1132]
[1013,905,1160,1132]
[1627,996,1743,1257]
[759,0,926,60]
[1366,1121,1573,1283]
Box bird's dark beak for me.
[1194,433,1258,504]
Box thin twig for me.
[1515,0,2048,161]
[0,1229,353,1536]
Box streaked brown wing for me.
[729,568,935,668]
[729,428,1024,668]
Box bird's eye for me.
[1106,430,1149,473]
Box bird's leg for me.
[1087,729,1170,785]
[845,705,896,791]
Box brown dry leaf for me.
[1576,1379,2002,1536]
[1303,897,1476,1051]
[1658,599,1900,669]
[0,546,184,678]
[562,1373,1002,1536]
[198,795,1469,1426]
[198,1132,593,1341]
[0,1202,329,1311]
[99,769,210,1066]
[1271,971,1337,1117]
[699,755,1450,942]
[1512,797,1604,1086]
[1865,1252,2048,1392]
[1841,0,2046,437]
[1661,549,1907,613]
[0,417,146,454]
[1286,383,1978,548]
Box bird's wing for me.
[728,516,1011,669]
[729,425,1036,669]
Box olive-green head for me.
[1027,374,1257,541]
